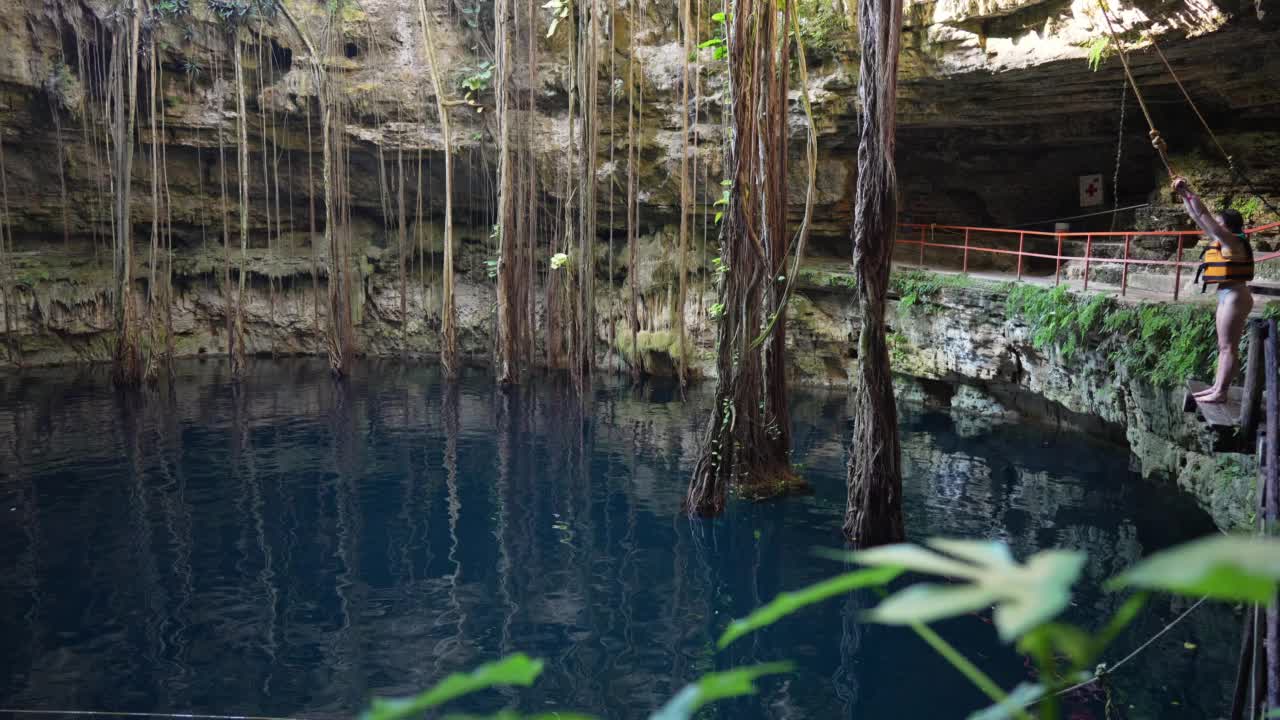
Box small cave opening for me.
[344,42,359,59]
[271,38,293,72]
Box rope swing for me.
[1096,0,1280,218]
[1094,0,1175,178]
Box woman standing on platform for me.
[1174,175,1254,404]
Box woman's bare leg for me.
[1197,285,1253,404]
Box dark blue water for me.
[0,359,1240,719]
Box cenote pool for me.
[0,359,1242,719]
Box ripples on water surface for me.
[0,359,1240,719]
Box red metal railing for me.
[895,221,1280,301]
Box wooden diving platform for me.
[1183,318,1271,453]
[1183,381,1251,453]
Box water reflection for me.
[0,359,1237,719]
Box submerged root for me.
[733,466,813,503]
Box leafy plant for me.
[1230,195,1265,223]
[206,0,276,26]
[154,0,191,16]
[715,533,1280,720]
[550,252,570,270]
[718,566,901,648]
[699,12,730,62]
[650,663,794,720]
[891,269,974,314]
[361,654,545,720]
[1085,36,1110,71]
[712,182,731,224]
[1004,284,1108,359]
[460,61,495,95]
[1108,534,1280,602]
[1101,301,1217,387]
[794,0,847,59]
[852,539,1086,642]
[708,302,725,320]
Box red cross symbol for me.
[1085,181,1099,198]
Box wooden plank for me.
[1248,281,1280,297]
[1240,320,1266,441]
[1185,380,1245,428]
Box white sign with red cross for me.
[1079,174,1104,207]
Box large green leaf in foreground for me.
[362,654,545,720]
[717,566,903,648]
[853,538,1087,642]
[648,663,795,720]
[1108,535,1280,603]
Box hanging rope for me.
[1095,0,1175,178]
[1146,37,1280,219]
[1110,77,1128,232]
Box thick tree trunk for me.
[844,0,906,547]
[686,0,803,516]
[495,0,522,385]
[110,4,143,387]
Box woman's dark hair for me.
[1221,208,1245,234]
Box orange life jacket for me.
[1196,232,1253,292]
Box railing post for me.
[919,226,926,268]
[1013,233,1024,283]
[963,228,970,274]
[1173,236,1184,302]
[1083,234,1093,292]
[1121,234,1131,297]
[1055,233,1064,286]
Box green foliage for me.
[649,663,794,720]
[717,566,903,649]
[886,331,912,366]
[891,270,973,313]
[154,0,191,16]
[794,0,847,59]
[1085,36,1110,71]
[699,12,729,62]
[1229,195,1265,223]
[442,707,596,712]
[1101,301,1217,387]
[460,62,494,109]
[206,0,276,26]
[1001,283,1217,387]
[460,62,495,95]
[361,654,546,720]
[550,252,570,270]
[1004,284,1107,359]
[968,682,1052,720]
[712,180,731,224]
[708,302,725,320]
[851,539,1086,642]
[1108,535,1280,603]
[543,0,569,38]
